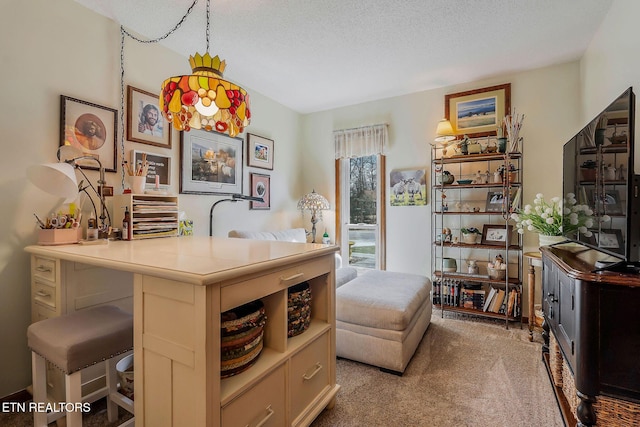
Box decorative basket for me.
[487,267,506,280]
[288,282,311,337]
[220,300,266,378]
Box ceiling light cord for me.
[118,0,199,189]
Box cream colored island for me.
[25,236,340,427]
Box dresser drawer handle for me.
[280,272,304,283]
[36,266,52,273]
[35,290,51,298]
[302,362,323,381]
[245,405,274,427]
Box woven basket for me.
[288,282,311,337]
[594,394,640,426]
[549,333,563,387]
[220,300,266,378]
[561,357,579,416]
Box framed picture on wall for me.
[60,95,118,172]
[180,129,243,195]
[445,83,511,138]
[127,85,172,148]
[249,173,270,210]
[246,133,274,170]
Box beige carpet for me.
[311,313,563,427]
[1,314,561,427]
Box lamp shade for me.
[434,119,456,144]
[297,190,330,212]
[27,162,78,202]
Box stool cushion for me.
[27,305,133,374]
[336,270,431,331]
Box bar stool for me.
[27,305,134,427]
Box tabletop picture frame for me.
[249,173,270,210]
[588,189,623,215]
[127,85,172,148]
[132,150,171,188]
[481,224,513,246]
[60,95,117,172]
[246,133,274,170]
[180,129,243,195]
[445,83,511,138]
[592,228,624,250]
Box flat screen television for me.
[562,87,640,266]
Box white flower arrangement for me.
[510,193,608,237]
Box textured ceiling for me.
[74,0,613,114]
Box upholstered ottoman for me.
[336,270,432,374]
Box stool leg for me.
[65,371,83,427]
[32,352,48,427]
[105,357,119,422]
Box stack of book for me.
[483,286,520,317]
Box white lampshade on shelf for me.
[434,118,456,144]
[27,162,78,202]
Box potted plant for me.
[580,159,597,181]
[461,227,481,244]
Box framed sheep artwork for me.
[390,169,426,206]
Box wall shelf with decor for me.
[430,140,524,327]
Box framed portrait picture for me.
[588,189,623,215]
[127,85,171,148]
[481,224,513,246]
[249,173,270,210]
[445,83,511,138]
[60,95,117,172]
[247,133,274,170]
[132,150,171,188]
[180,129,243,195]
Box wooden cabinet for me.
[25,237,340,426]
[113,194,179,239]
[430,143,523,325]
[541,244,640,426]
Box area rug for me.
[311,313,563,427]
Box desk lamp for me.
[209,194,264,236]
[297,190,330,243]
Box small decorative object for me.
[459,136,469,155]
[461,227,481,244]
[603,164,617,181]
[493,171,502,183]
[497,137,507,153]
[457,179,473,185]
[467,141,482,154]
[442,257,457,272]
[467,260,479,275]
[484,170,491,184]
[618,163,627,180]
[220,300,266,378]
[437,170,455,185]
[487,254,507,280]
[511,193,599,240]
[442,227,452,242]
[247,133,274,170]
[288,282,311,337]
[503,109,525,152]
[473,170,483,184]
[580,160,597,181]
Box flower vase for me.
[538,234,565,248]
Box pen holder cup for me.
[130,175,147,194]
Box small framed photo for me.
[180,129,243,195]
[588,189,623,215]
[249,173,270,210]
[481,224,513,246]
[127,85,172,148]
[445,83,511,138]
[131,150,171,188]
[60,95,117,172]
[247,133,274,170]
[485,190,506,212]
[592,229,624,250]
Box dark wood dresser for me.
[541,244,640,427]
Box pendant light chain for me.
[206,0,210,52]
[118,0,199,189]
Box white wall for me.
[0,0,303,397]
[301,62,582,276]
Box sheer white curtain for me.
[334,124,388,159]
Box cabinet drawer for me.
[32,257,57,283]
[290,331,330,421]
[31,302,58,323]
[33,280,56,310]
[221,257,331,312]
[222,363,286,427]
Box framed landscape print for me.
[247,133,274,170]
[180,129,243,195]
[60,95,117,172]
[445,83,511,138]
[127,85,172,148]
[481,224,513,246]
[249,173,270,210]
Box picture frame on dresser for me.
[445,83,511,138]
[481,224,513,246]
[60,95,117,172]
[180,129,243,195]
[127,85,172,148]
